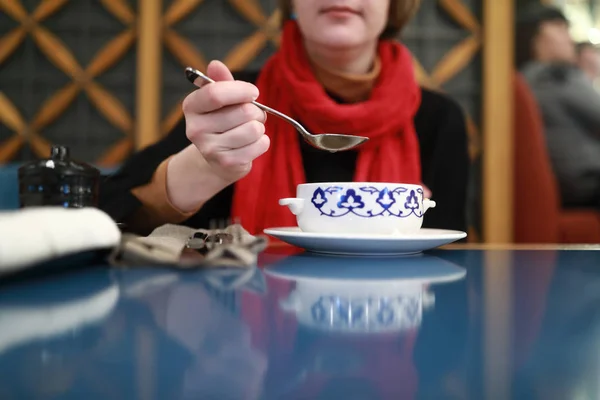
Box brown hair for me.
[278,0,421,39]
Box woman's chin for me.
[301,21,370,49]
[309,32,368,50]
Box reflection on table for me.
[0,247,598,399]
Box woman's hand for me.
[182,60,270,183]
[422,184,432,199]
[165,61,269,213]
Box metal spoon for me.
[184,67,369,152]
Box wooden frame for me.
[136,0,163,150]
[483,0,514,243]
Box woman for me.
[516,4,600,208]
[100,0,469,236]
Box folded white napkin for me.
[0,207,121,274]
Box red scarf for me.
[232,21,422,235]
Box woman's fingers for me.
[207,60,234,82]
[183,81,259,115]
[199,119,267,153]
[187,103,266,136]
[211,134,271,170]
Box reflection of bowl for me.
[264,253,466,333]
[281,284,424,333]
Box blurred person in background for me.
[576,41,600,84]
[99,0,469,236]
[516,4,600,210]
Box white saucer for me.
[263,227,467,256]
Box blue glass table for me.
[0,244,599,399]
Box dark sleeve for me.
[417,89,470,233]
[98,118,189,223]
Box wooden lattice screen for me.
[0,0,482,163]
[0,0,137,165]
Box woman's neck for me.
[303,39,378,74]
[302,39,381,103]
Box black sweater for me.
[99,71,470,234]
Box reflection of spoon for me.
[185,67,369,152]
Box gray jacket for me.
[521,61,600,205]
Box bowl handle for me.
[423,198,436,212]
[279,198,304,215]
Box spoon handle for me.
[184,67,309,135]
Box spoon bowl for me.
[308,132,369,152]
[185,67,369,152]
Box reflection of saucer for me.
[264,254,466,333]
[263,227,466,256]
[263,252,466,285]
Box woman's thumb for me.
[207,60,234,82]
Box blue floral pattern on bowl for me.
[310,295,421,330]
[310,185,425,218]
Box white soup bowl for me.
[279,182,436,235]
